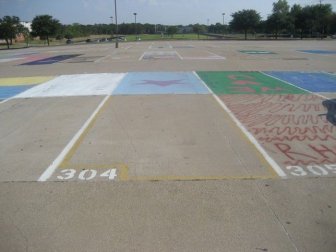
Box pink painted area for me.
[220,94,336,167]
[18,54,51,64]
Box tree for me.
[317,4,333,39]
[167,26,178,38]
[267,0,290,39]
[193,24,206,39]
[230,9,261,40]
[31,15,60,46]
[0,16,23,49]
[329,13,336,35]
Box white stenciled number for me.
[78,169,97,181]
[286,166,307,176]
[57,169,76,180]
[100,169,117,180]
[325,164,336,174]
[307,165,328,176]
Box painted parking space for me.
[16,73,125,98]
[2,71,335,181]
[0,52,39,63]
[20,54,82,65]
[220,94,336,178]
[197,71,307,95]
[0,85,36,100]
[0,97,104,182]
[240,50,276,55]
[140,51,181,60]
[0,76,55,101]
[298,50,336,55]
[0,76,54,86]
[44,95,275,182]
[265,72,336,92]
[113,72,209,95]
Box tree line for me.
[1,0,336,48]
[229,0,336,39]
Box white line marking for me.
[38,95,110,182]
[260,71,328,99]
[0,98,13,104]
[193,71,287,178]
[175,51,183,60]
[206,51,226,59]
[298,51,336,56]
[139,52,146,61]
[94,55,110,63]
[124,46,133,50]
[322,71,336,77]
[148,42,154,49]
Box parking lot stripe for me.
[38,95,111,182]
[194,71,287,178]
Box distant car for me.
[86,39,92,43]
[332,35,336,39]
[66,39,73,44]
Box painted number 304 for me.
[57,169,117,181]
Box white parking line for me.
[175,51,183,60]
[38,95,111,181]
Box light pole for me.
[114,0,118,48]
[110,16,113,39]
[133,12,137,39]
[222,13,225,34]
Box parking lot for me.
[1,40,336,251]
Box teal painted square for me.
[113,72,210,95]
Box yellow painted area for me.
[119,164,129,181]
[0,76,54,86]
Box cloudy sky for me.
[1,0,335,25]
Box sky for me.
[1,0,336,25]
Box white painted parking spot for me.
[15,73,126,98]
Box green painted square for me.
[240,50,276,55]
[197,71,308,95]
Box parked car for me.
[66,39,73,44]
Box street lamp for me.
[133,12,137,39]
[222,13,225,35]
[110,16,113,38]
[114,0,118,48]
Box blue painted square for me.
[264,72,336,92]
[113,72,210,95]
[298,50,336,55]
[0,85,36,99]
[21,54,81,65]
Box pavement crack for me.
[254,181,300,252]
